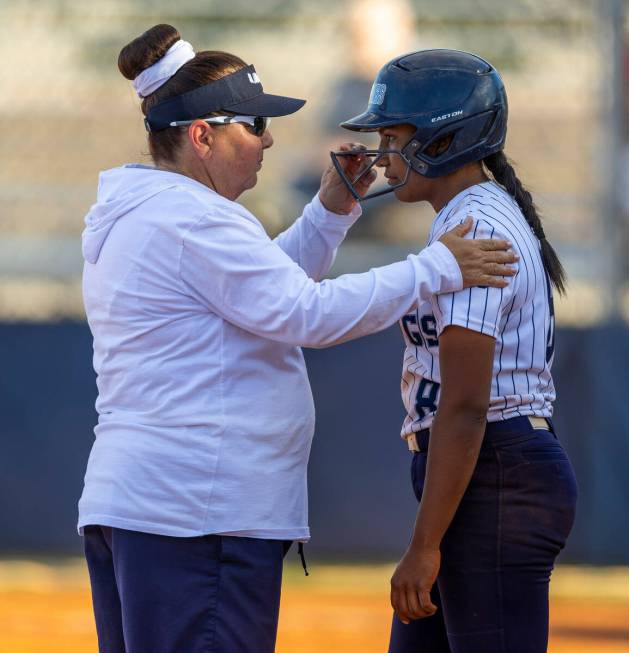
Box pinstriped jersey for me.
[399,180,556,439]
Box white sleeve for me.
[272,193,361,280]
[179,210,463,349]
[430,218,517,338]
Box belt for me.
[406,416,552,453]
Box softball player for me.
[336,49,578,652]
[78,29,516,653]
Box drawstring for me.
[297,542,309,576]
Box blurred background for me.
[1,0,629,650]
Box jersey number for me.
[401,314,439,348]
[415,378,440,420]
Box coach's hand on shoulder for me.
[440,217,518,289]
[319,142,376,214]
[390,545,440,624]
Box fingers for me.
[333,154,362,174]
[392,585,438,623]
[479,238,512,252]
[339,145,362,154]
[338,141,367,153]
[392,590,437,623]
[485,250,519,265]
[331,143,369,176]
[459,262,518,289]
[467,264,517,289]
[345,154,370,178]
[356,168,377,192]
[480,275,510,288]
[418,589,437,616]
[462,272,512,289]
[449,216,473,238]
[487,263,517,277]
[391,586,411,625]
[407,588,437,620]
[405,589,423,621]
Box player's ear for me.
[424,134,454,158]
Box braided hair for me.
[483,151,566,295]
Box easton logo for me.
[431,110,463,123]
[247,72,261,84]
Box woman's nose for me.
[262,129,274,149]
[375,153,389,167]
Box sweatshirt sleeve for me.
[179,209,462,349]
[272,194,361,281]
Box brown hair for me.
[118,24,246,164]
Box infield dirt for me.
[0,561,627,652]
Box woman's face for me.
[206,121,274,200]
[376,124,434,203]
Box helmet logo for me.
[431,109,463,123]
[369,83,387,106]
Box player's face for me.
[206,122,274,200]
[376,125,434,203]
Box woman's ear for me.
[187,120,214,160]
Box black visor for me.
[145,65,305,132]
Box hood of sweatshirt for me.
[82,165,186,264]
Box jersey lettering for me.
[414,378,440,420]
[420,315,439,348]
[401,314,439,348]
[401,315,423,346]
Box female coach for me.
[78,27,517,653]
[337,49,578,653]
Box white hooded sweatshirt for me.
[78,164,462,540]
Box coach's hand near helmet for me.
[320,144,517,285]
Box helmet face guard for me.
[329,149,412,201]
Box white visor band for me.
[132,40,196,98]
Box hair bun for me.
[118,24,181,81]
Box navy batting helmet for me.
[331,49,508,200]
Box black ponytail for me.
[483,151,566,295]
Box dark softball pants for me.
[83,526,291,653]
[389,416,578,653]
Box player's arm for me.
[390,326,495,624]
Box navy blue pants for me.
[83,526,291,653]
[389,417,578,653]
